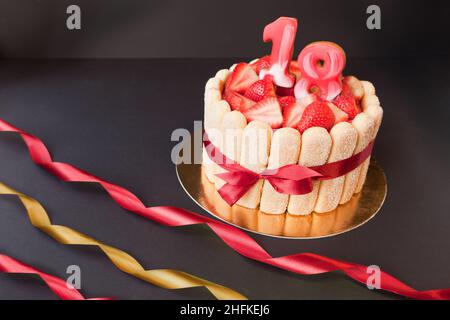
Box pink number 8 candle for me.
[294,41,346,101]
[260,17,297,88]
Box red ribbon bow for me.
[203,132,374,206]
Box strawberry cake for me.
[202,18,383,216]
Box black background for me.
[0,0,449,300]
[0,0,449,58]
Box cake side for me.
[202,63,383,215]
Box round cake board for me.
[176,159,387,239]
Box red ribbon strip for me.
[1,118,449,300]
[203,132,374,205]
[0,254,110,300]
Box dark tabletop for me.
[0,58,449,300]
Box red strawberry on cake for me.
[225,63,258,93]
[332,92,360,119]
[223,90,254,111]
[250,55,271,74]
[328,102,349,122]
[244,76,276,102]
[282,99,305,128]
[278,96,296,109]
[242,97,283,128]
[297,101,335,133]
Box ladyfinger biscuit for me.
[361,92,383,135]
[204,87,221,107]
[283,214,312,237]
[364,104,383,136]
[343,76,364,99]
[360,80,376,96]
[315,122,357,213]
[214,111,247,189]
[355,97,383,193]
[231,205,258,231]
[236,120,272,209]
[215,69,230,89]
[203,100,230,183]
[339,113,375,204]
[203,127,224,183]
[310,212,336,237]
[287,127,332,215]
[257,211,285,236]
[360,81,381,134]
[203,148,216,182]
[201,165,232,222]
[361,95,380,111]
[204,99,230,131]
[259,128,301,214]
[205,77,221,91]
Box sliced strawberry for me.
[250,56,271,74]
[332,93,360,119]
[242,97,283,128]
[278,96,296,109]
[283,100,306,128]
[223,90,255,111]
[244,76,276,102]
[225,63,259,93]
[298,101,336,133]
[328,102,349,122]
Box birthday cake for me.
[202,17,383,216]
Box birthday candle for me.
[294,41,346,101]
[260,17,297,88]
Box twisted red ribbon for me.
[0,254,110,300]
[204,133,374,205]
[1,118,449,300]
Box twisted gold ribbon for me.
[0,182,247,300]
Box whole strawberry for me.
[298,101,336,133]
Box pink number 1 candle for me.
[294,41,346,101]
[260,17,297,88]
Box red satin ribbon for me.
[0,254,110,300]
[1,118,449,300]
[204,132,374,205]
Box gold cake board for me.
[176,159,387,239]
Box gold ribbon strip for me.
[0,182,247,300]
